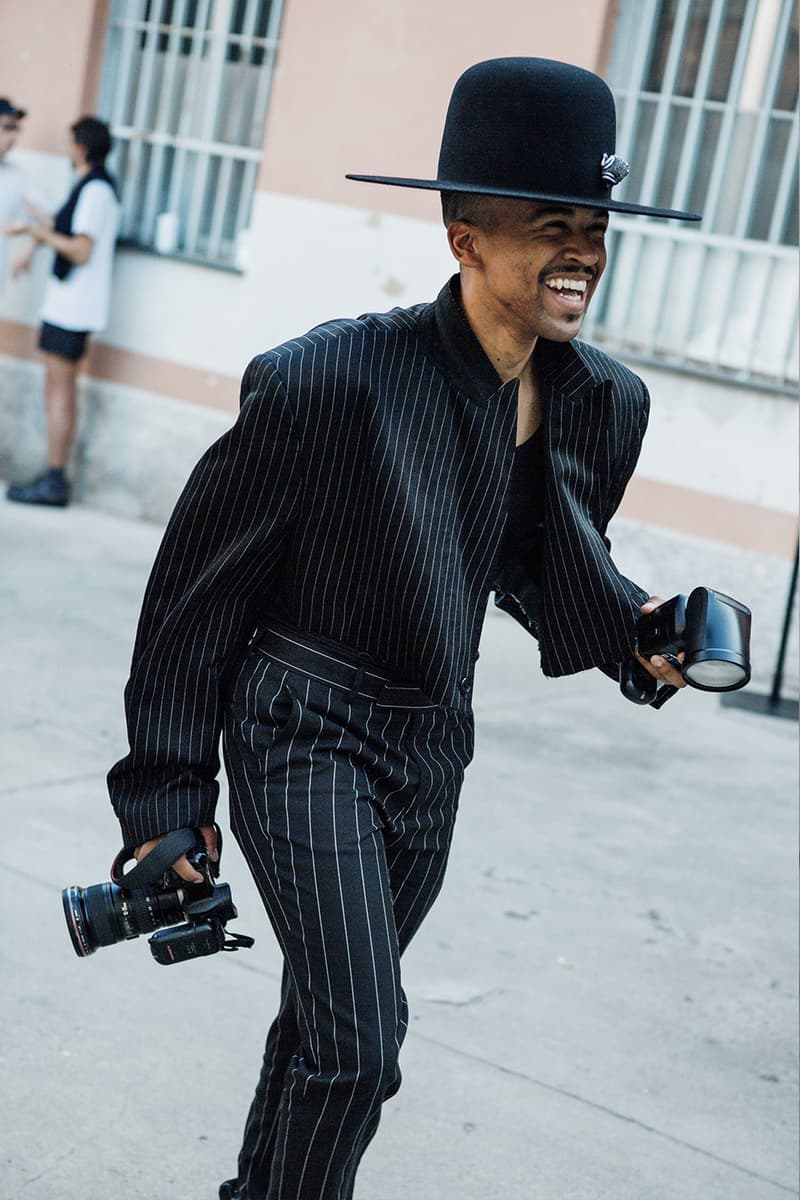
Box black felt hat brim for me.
[345,174,701,222]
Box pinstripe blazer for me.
[108,276,649,848]
[495,333,650,675]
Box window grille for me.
[585,0,799,393]
[97,0,285,269]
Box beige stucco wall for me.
[0,1,109,147]
[257,0,615,216]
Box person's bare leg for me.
[6,350,78,504]
[43,351,80,469]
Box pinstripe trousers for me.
[222,625,474,1200]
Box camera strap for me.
[110,828,201,888]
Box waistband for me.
[249,621,437,708]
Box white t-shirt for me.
[40,177,120,333]
[0,159,42,292]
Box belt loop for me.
[346,652,372,701]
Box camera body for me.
[143,845,239,965]
[621,587,751,706]
[62,828,253,966]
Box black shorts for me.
[38,321,90,362]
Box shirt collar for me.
[417,275,504,405]
[419,274,596,404]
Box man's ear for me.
[447,220,481,268]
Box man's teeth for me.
[545,277,588,293]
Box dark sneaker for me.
[219,1183,243,1200]
[7,471,70,507]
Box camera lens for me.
[62,881,186,957]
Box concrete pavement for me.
[1,494,797,1200]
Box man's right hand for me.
[134,824,218,883]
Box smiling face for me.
[448,196,609,345]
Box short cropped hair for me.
[440,190,500,231]
[70,116,112,166]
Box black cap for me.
[347,57,701,221]
[0,98,26,121]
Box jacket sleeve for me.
[600,380,650,560]
[107,354,302,850]
[596,380,651,682]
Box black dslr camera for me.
[62,827,254,965]
[621,586,752,707]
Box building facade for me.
[0,0,797,564]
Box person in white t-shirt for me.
[6,115,120,507]
[0,98,42,292]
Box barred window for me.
[587,0,799,392]
[97,0,285,269]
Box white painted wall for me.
[98,190,455,376]
[630,365,798,513]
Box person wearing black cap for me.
[0,98,44,291]
[5,115,119,508]
[109,59,696,1200]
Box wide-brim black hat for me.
[347,57,700,221]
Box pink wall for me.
[0,0,109,153]
[1,1,613,216]
[258,0,615,217]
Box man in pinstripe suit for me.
[108,60,699,1199]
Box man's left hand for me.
[635,596,687,690]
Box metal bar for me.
[609,212,796,256]
[707,245,744,369]
[592,225,647,348]
[614,0,660,166]
[677,0,762,371]
[636,0,693,207]
[108,1,147,129]
[645,0,728,353]
[113,125,262,159]
[249,0,284,147]
[766,114,799,244]
[107,17,200,36]
[140,0,192,244]
[104,0,284,264]
[228,0,282,250]
[184,0,234,254]
[206,154,234,260]
[734,0,794,238]
[164,0,213,224]
[670,0,726,210]
[742,255,778,376]
[702,0,761,227]
[245,40,278,151]
[230,0,261,147]
[600,220,799,387]
[769,541,799,709]
[777,280,800,386]
[232,156,259,254]
[110,17,280,49]
[588,340,798,394]
[122,0,167,236]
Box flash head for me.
[621,586,752,705]
[681,587,751,692]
